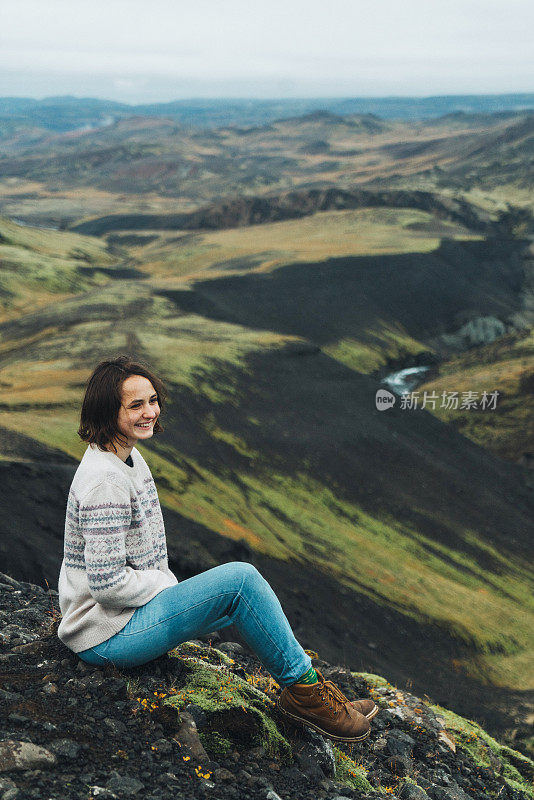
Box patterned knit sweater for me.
[57,444,178,653]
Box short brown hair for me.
[78,355,167,453]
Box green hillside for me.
[0,205,532,753]
[415,328,534,463]
[0,216,125,321]
[0,282,531,693]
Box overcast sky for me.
[1,0,533,102]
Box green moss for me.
[502,761,525,784]
[354,672,390,689]
[170,641,235,667]
[332,746,374,792]
[210,647,236,666]
[199,732,232,757]
[506,778,533,796]
[125,676,141,698]
[163,655,291,762]
[500,746,534,780]
[399,776,419,786]
[521,738,534,760]
[260,713,292,762]
[429,704,533,798]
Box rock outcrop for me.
[0,571,532,800]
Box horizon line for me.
[2,91,534,105]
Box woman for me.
[57,355,376,742]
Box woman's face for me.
[116,374,160,448]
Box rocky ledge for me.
[0,571,532,800]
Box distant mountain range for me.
[0,93,533,131]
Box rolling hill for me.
[1,110,533,230]
[0,213,532,742]
[0,106,532,747]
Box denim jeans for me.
[77,562,311,686]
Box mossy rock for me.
[332,745,374,793]
[353,671,391,689]
[169,640,235,667]
[430,704,533,798]
[199,731,233,757]
[163,655,291,762]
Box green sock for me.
[295,666,318,684]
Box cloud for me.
[0,0,532,99]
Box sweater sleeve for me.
[80,479,174,609]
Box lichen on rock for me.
[163,650,292,762]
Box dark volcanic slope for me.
[1,346,532,734]
[151,343,534,725]
[158,237,528,353]
[0,429,77,584]
[156,346,532,561]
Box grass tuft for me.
[429,704,534,797]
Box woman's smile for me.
[117,375,161,449]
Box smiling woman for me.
[76,356,166,456]
[56,354,377,744]
[115,376,161,456]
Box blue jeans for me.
[78,562,311,686]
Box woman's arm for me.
[80,478,174,609]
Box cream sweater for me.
[57,444,178,653]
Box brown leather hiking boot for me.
[278,670,371,742]
[322,679,379,720]
[351,697,379,720]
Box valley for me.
[0,101,532,748]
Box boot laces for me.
[325,680,350,704]
[317,677,346,714]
